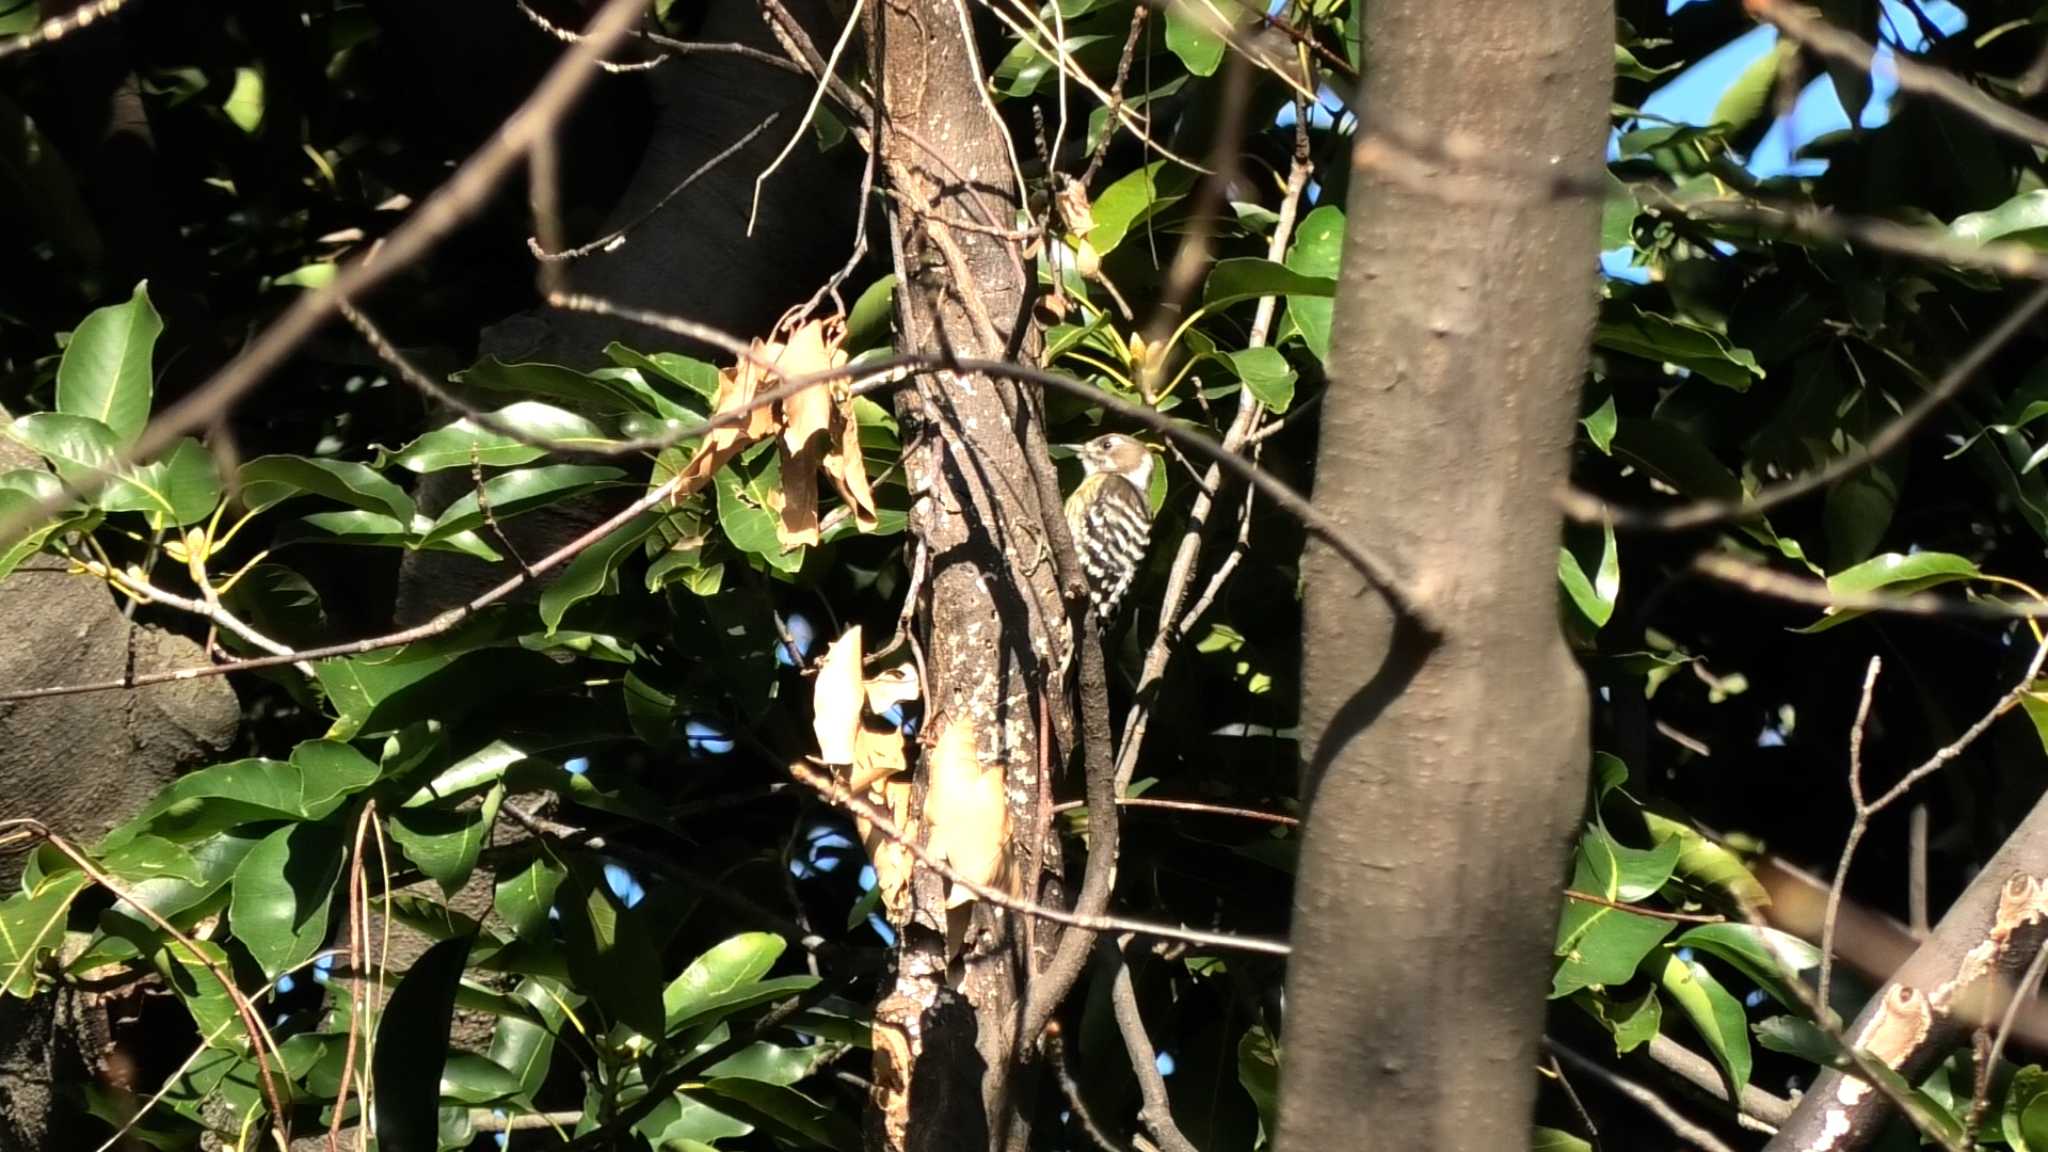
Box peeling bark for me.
[1277,2,1609,1149]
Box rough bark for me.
[863,3,1070,1149]
[1276,2,1609,1150]
[1763,793,2048,1151]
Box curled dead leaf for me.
[850,724,907,794]
[812,624,864,765]
[861,778,915,921]
[863,665,919,714]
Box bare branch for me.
[1546,1039,1740,1152]
[1105,939,1201,1152]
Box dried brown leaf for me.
[863,665,919,714]
[923,715,1010,908]
[775,438,825,550]
[811,624,864,765]
[849,724,907,794]
[823,406,879,532]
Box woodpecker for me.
[1063,433,1155,620]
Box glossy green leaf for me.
[106,739,378,847]
[1609,418,1743,502]
[1223,347,1296,413]
[100,836,204,885]
[373,933,474,1150]
[1754,1014,1844,1067]
[1088,160,1197,258]
[1658,951,1751,1093]
[439,1052,525,1105]
[1164,0,1226,75]
[1796,550,1981,634]
[1954,190,2048,248]
[228,821,344,979]
[1559,522,1620,630]
[383,403,615,473]
[1673,922,1818,1011]
[1596,308,1764,391]
[238,454,414,521]
[1574,987,1662,1055]
[1202,258,1337,313]
[1581,395,1618,456]
[489,976,569,1103]
[715,457,803,573]
[0,489,68,581]
[540,509,661,633]
[388,782,504,895]
[420,463,624,546]
[1284,205,1343,360]
[1553,826,1679,997]
[1638,812,1769,909]
[453,357,645,414]
[1614,43,1679,83]
[56,281,160,447]
[845,276,897,352]
[991,32,1110,98]
[0,870,90,997]
[663,932,787,1032]
[687,1078,858,1151]
[128,437,220,529]
[603,343,721,408]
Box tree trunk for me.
[863,5,1073,1151]
[1277,3,1610,1150]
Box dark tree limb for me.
[1276,1,1610,1149]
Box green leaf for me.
[1712,40,1793,134]
[1582,395,1618,455]
[1754,1014,1845,1067]
[1164,0,1226,75]
[1796,550,1981,634]
[1674,922,1819,1011]
[373,933,475,1150]
[1225,347,1296,413]
[603,343,722,408]
[238,454,415,521]
[1609,418,1744,502]
[1237,1025,1279,1145]
[1284,205,1343,360]
[1639,812,1769,909]
[100,836,204,885]
[0,489,69,581]
[128,437,220,529]
[1614,43,1680,83]
[1658,950,1751,1093]
[2006,1065,2048,1151]
[991,32,1111,98]
[107,739,379,846]
[1552,826,1679,997]
[1819,0,1876,125]
[1954,190,2048,248]
[228,821,344,979]
[453,357,646,415]
[0,870,91,997]
[540,509,661,633]
[663,932,787,1032]
[715,457,804,573]
[1574,987,1662,1055]
[56,282,160,447]
[440,1052,525,1104]
[558,860,664,1038]
[420,464,624,547]
[688,1079,858,1151]
[383,403,615,473]
[222,67,264,133]
[1532,1129,1593,1152]
[489,977,569,1103]
[1088,160,1198,259]
[1559,522,1620,630]
[387,783,505,895]
[1596,308,1764,391]
[845,276,897,352]
[1202,258,1337,312]
[494,855,567,942]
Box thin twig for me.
[1047,795,1299,826]
[1967,936,2048,1142]
[513,0,664,72]
[1105,938,1200,1152]
[531,114,781,263]
[1543,1052,1603,1152]
[1047,1022,1132,1152]
[788,760,1290,955]
[1819,656,1885,1011]
[1546,1038,1740,1152]
[1644,1032,1792,1130]
[1563,890,1726,924]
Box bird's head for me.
[1075,433,1154,495]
